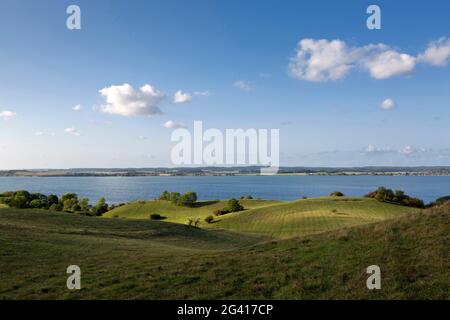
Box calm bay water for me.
[0,176,449,204]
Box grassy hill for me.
[104,199,281,224]
[0,199,448,299]
[106,197,417,238]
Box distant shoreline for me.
[1,172,450,177]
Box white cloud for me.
[173,90,192,104]
[380,98,396,110]
[64,127,81,136]
[73,104,82,111]
[0,110,17,120]
[35,131,44,136]
[362,49,416,79]
[288,39,357,82]
[99,83,165,117]
[288,39,430,82]
[418,37,450,66]
[234,80,253,91]
[164,120,186,129]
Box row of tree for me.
[0,190,110,216]
[158,190,198,207]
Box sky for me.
[0,0,449,169]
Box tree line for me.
[0,190,112,216]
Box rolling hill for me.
[106,197,417,238]
[0,198,448,299]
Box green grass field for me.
[0,197,448,299]
[106,197,417,238]
[104,199,281,224]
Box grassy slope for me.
[216,197,417,238]
[0,203,448,299]
[106,197,417,238]
[104,199,281,224]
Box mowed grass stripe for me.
[215,197,417,238]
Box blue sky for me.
[0,0,449,169]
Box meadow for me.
[0,196,448,299]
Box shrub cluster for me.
[365,187,425,208]
[0,190,111,216]
[240,195,253,200]
[214,198,244,216]
[159,190,197,207]
[330,191,345,197]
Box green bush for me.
[47,194,59,206]
[12,195,29,208]
[159,190,170,201]
[330,191,344,197]
[63,198,78,212]
[29,199,43,208]
[49,203,63,211]
[177,192,197,207]
[366,187,424,208]
[91,197,108,216]
[227,198,244,212]
[204,215,214,223]
[213,209,230,216]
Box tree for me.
[330,191,344,197]
[61,192,78,203]
[169,192,181,204]
[159,191,170,201]
[47,194,59,207]
[49,203,63,211]
[29,199,43,208]
[204,215,214,223]
[177,192,197,207]
[63,198,78,212]
[92,197,108,216]
[12,195,29,208]
[227,198,244,212]
[79,198,90,212]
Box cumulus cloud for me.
[164,120,186,129]
[234,80,253,91]
[35,131,44,136]
[288,39,357,82]
[380,98,396,110]
[0,110,17,120]
[173,90,192,104]
[361,49,416,79]
[64,126,81,136]
[73,104,82,111]
[287,38,450,82]
[99,83,165,117]
[418,37,450,66]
